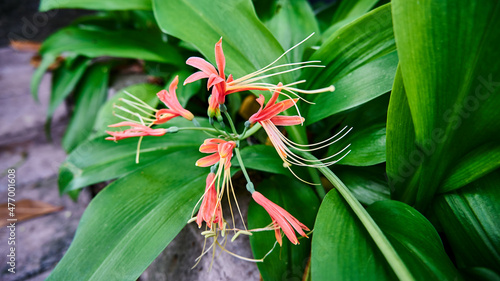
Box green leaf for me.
[390,0,500,209]
[62,63,111,152]
[153,0,287,80]
[329,123,386,166]
[265,0,319,62]
[439,142,500,193]
[40,26,183,65]
[47,150,206,281]
[335,165,390,205]
[322,0,379,39]
[367,200,462,281]
[92,83,163,138]
[385,66,417,203]
[40,0,152,11]
[303,4,397,124]
[434,172,500,272]
[312,191,461,280]
[248,176,319,280]
[299,151,413,281]
[31,53,56,101]
[239,145,289,176]
[59,118,208,193]
[48,57,92,119]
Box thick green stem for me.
[240,123,261,139]
[298,151,415,281]
[234,146,254,193]
[223,111,238,137]
[308,167,325,199]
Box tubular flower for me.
[252,191,309,246]
[196,173,223,229]
[184,34,335,111]
[105,122,168,141]
[157,76,194,121]
[249,86,352,168]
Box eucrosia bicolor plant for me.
[106,35,351,262]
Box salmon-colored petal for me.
[273,220,283,246]
[186,57,218,76]
[200,143,219,153]
[270,116,304,126]
[196,153,221,167]
[184,71,209,85]
[218,141,235,158]
[215,38,225,79]
[207,74,225,89]
[168,75,179,95]
[277,98,299,112]
[264,84,283,110]
[154,109,180,124]
[254,103,285,121]
[108,121,145,128]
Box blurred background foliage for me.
[26,0,500,280]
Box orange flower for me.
[105,122,168,141]
[157,76,194,121]
[252,191,309,246]
[196,138,236,169]
[196,173,223,229]
[249,85,352,168]
[184,36,334,115]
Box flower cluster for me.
[105,35,351,262]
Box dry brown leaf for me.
[0,199,63,227]
[10,40,41,52]
[29,54,64,70]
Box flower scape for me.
[105,35,351,264]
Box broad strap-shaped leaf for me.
[335,165,390,205]
[62,63,111,152]
[264,0,319,62]
[92,83,162,138]
[248,176,319,281]
[40,0,152,11]
[48,57,91,119]
[31,53,56,100]
[385,66,417,201]
[59,118,209,193]
[434,172,500,272]
[47,150,206,281]
[312,191,461,281]
[322,0,380,39]
[328,123,386,166]
[238,145,290,176]
[439,142,500,193]
[303,4,397,124]
[153,0,288,81]
[40,26,183,65]
[390,0,500,209]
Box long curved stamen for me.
[123,91,158,111]
[113,112,151,124]
[264,122,352,167]
[119,98,157,117]
[113,106,150,125]
[241,33,316,82]
[278,126,353,149]
[230,61,321,84]
[229,65,325,86]
[229,173,247,231]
